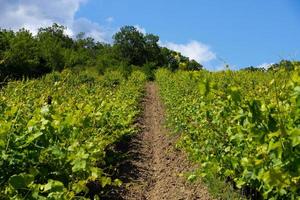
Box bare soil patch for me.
[105,82,212,200]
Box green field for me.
[0,24,299,200]
[156,67,300,199]
[0,69,146,199]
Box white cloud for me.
[0,1,219,68]
[256,62,274,69]
[160,40,216,64]
[106,17,114,23]
[134,25,146,34]
[0,0,109,41]
[72,18,108,42]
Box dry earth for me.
[105,82,212,200]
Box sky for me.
[0,0,299,70]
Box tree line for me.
[0,24,203,81]
[243,60,300,72]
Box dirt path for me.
[113,82,212,200]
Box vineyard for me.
[0,69,146,199]
[0,64,299,200]
[156,66,300,199]
[0,0,300,198]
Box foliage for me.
[242,66,265,72]
[1,29,48,79]
[113,26,147,66]
[268,60,299,71]
[142,62,157,81]
[0,69,146,199]
[0,23,204,82]
[156,63,300,199]
[112,25,203,71]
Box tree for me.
[113,26,147,66]
[144,34,161,64]
[242,66,265,72]
[37,24,71,71]
[0,29,14,58]
[188,59,203,70]
[2,29,46,78]
[72,32,100,66]
[0,23,207,81]
[159,47,179,71]
[38,23,73,48]
[268,60,295,71]
[0,29,14,80]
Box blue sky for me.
[1,0,299,70]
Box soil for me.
[105,82,213,200]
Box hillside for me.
[0,24,299,200]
